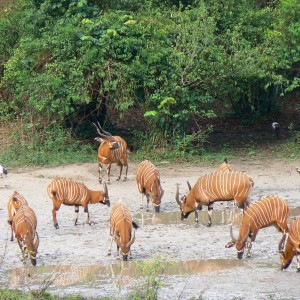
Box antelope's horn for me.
[230,226,237,243]
[187,181,192,191]
[127,230,136,247]
[97,121,114,137]
[34,231,39,250]
[278,234,286,253]
[240,225,251,244]
[175,184,181,206]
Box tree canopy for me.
[0,0,299,156]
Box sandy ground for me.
[0,157,300,299]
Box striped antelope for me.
[108,202,138,261]
[279,217,300,272]
[226,195,290,259]
[175,171,254,226]
[12,205,39,266]
[7,191,28,241]
[136,160,164,212]
[93,122,129,183]
[47,177,110,229]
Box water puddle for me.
[3,258,246,290]
[135,206,300,226]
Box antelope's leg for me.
[194,209,199,225]
[146,195,150,212]
[107,164,112,183]
[8,220,14,241]
[117,161,123,181]
[74,205,79,226]
[107,235,113,256]
[207,204,213,227]
[98,161,103,183]
[123,158,128,181]
[296,251,300,272]
[140,193,144,209]
[52,200,61,229]
[84,205,91,225]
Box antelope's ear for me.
[94,137,104,143]
[182,196,187,204]
[12,196,18,202]
[225,241,235,248]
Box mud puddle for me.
[135,206,300,226]
[2,258,246,290]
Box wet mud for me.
[0,158,300,299]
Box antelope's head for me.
[278,233,298,271]
[218,158,232,173]
[93,121,120,150]
[175,182,200,221]
[149,178,164,212]
[114,229,136,261]
[225,225,250,259]
[24,231,39,266]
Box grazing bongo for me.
[93,122,129,183]
[176,171,254,226]
[12,205,39,266]
[47,177,110,229]
[136,160,164,212]
[226,195,290,259]
[7,191,28,241]
[107,202,138,261]
[279,217,300,272]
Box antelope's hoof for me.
[194,222,199,228]
[123,177,127,181]
[297,268,300,273]
[140,205,143,209]
[107,251,111,256]
[207,223,212,227]
[54,224,59,229]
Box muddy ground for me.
[0,157,300,299]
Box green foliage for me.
[0,0,299,164]
[0,123,96,167]
[128,257,165,300]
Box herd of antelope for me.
[2,124,300,274]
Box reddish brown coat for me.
[136,160,164,212]
[47,177,110,228]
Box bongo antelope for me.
[93,122,129,183]
[108,202,138,261]
[136,160,164,212]
[7,191,28,241]
[279,217,300,272]
[47,177,110,229]
[175,171,254,226]
[226,195,290,259]
[12,205,39,266]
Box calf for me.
[279,217,300,272]
[136,160,164,212]
[107,202,138,260]
[226,195,290,259]
[47,177,110,229]
[7,191,28,241]
[12,205,39,266]
[176,170,254,226]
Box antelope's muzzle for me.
[237,251,244,260]
[31,258,37,266]
[123,254,128,261]
[155,205,160,213]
